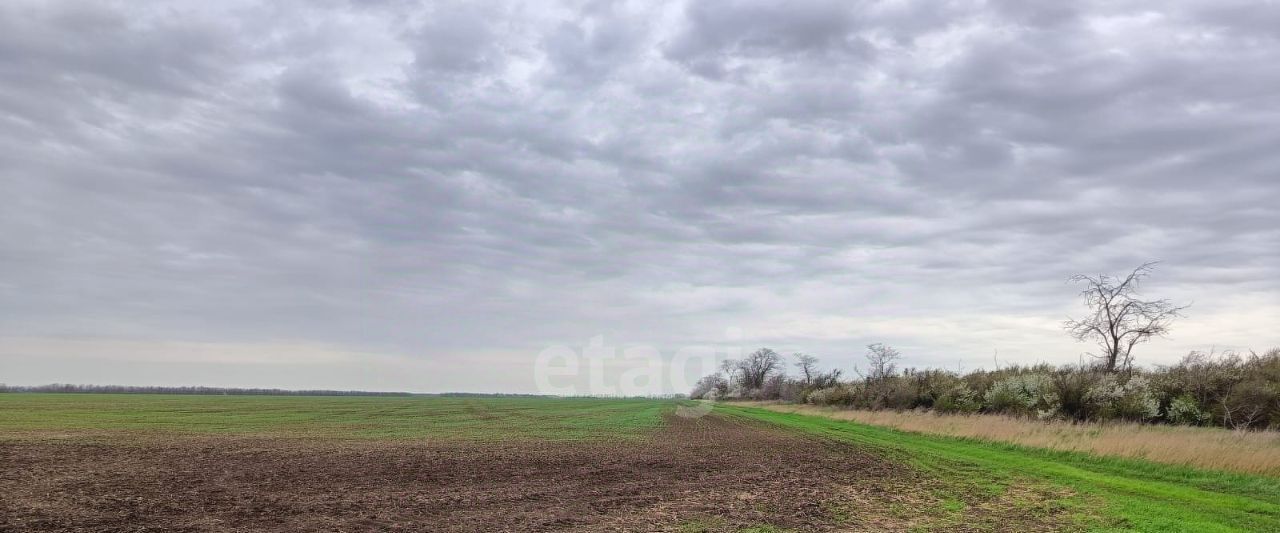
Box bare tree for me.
[811,368,843,389]
[690,374,728,400]
[1064,262,1188,373]
[726,348,782,391]
[864,343,900,383]
[793,353,819,386]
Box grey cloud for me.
[664,0,872,78]
[1,0,1277,390]
[411,7,498,74]
[542,4,650,86]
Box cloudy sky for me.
[2,0,1277,393]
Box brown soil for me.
[0,413,1072,532]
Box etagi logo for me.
[532,329,746,418]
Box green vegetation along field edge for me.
[721,403,1280,532]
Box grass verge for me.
[721,403,1280,532]
[747,402,1280,476]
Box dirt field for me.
[0,412,1072,532]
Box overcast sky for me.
[2,0,1277,393]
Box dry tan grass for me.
[744,402,1280,476]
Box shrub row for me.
[695,348,1280,430]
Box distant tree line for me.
[0,384,413,397]
[691,264,1280,430]
[0,386,679,400]
[435,392,679,399]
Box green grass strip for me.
[720,404,1280,532]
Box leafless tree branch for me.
[1064,262,1188,372]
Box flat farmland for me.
[0,394,667,441]
[2,395,1280,531]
